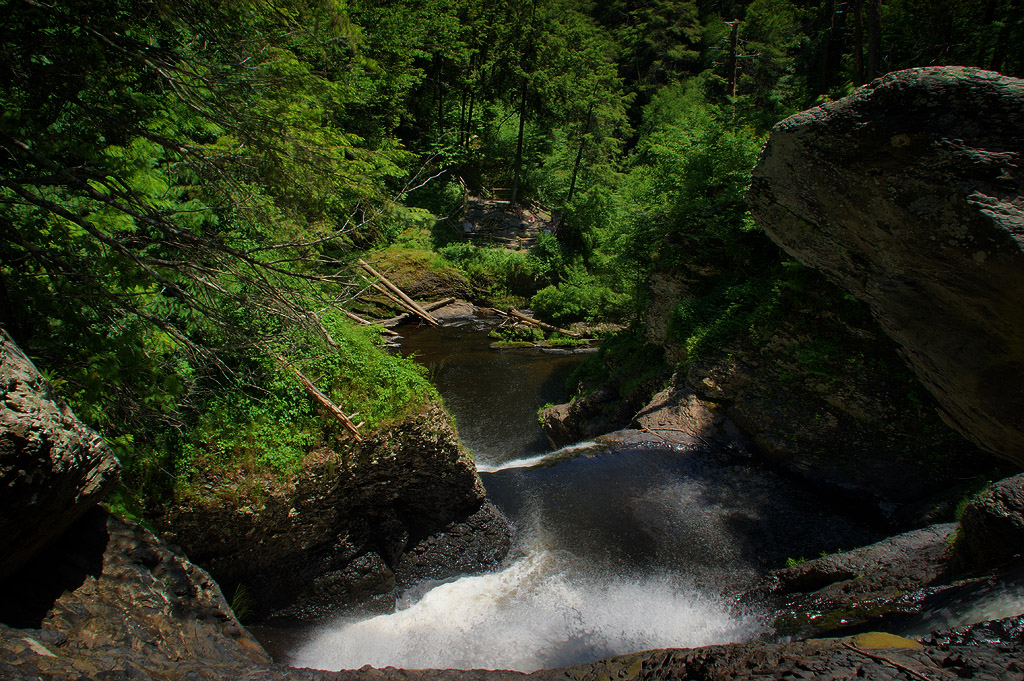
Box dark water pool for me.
[392,316,586,467]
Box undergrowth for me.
[568,330,668,399]
[112,311,437,516]
[437,233,562,305]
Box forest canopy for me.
[2,0,1020,512]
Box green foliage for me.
[531,264,628,324]
[954,477,993,521]
[230,584,256,623]
[621,79,765,268]
[490,324,544,344]
[668,259,799,362]
[438,242,554,303]
[169,316,436,489]
[568,330,668,400]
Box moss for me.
[851,632,923,650]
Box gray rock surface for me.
[755,523,960,639]
[749,66,1024,468]
[0,330,120,581]
[0,508,278,680]
[766,522,958,598]
[958,472,1024,569]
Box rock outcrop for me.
[755,522,961,639]
[749,66,1024,468]
[0,330,120,581]
[957,472,1024,569]
[0,508,276,680]
[0,331,276,679]
[161,402,511,620]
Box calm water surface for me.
[393,316,585,466]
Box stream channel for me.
[269,314,880,672]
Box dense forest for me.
[2,0,1022,515]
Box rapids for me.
[290,542,759,672]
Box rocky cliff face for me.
[161,402,510,620]
[0,330,120,581]
[0,331,276,679]
[957,472,1024,570]
[749,66,1024,469]
[544,262,995,525]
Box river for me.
[272,315,877,672]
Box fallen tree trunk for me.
[344,310,400,337]
[358,259,439,326]
[381,298,457,327]
[273,354,363,441]
[362,276,410,312]
[507,308,580,338]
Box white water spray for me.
[289,548,761,673]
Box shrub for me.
[438,243,551,302]
[530,264,627,324]
[116,312,438,510]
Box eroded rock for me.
[749,66,1024,468]
[539,387,621,448]
[0,330,120,581]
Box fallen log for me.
[380,298,457,327]
[358,259,439,326]
[273,354,363,441]
[507,308,580,338]
[343,310,400,336]
[362,276,410,312]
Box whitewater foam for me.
[475,441,604,473]
[289,549,760,672]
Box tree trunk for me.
[987,2,1018,73]
[820,0,836,94]
[567,105,593,205]
[437,61,445,136]
[567,136,587,205]
[510,79,527,206]
[866,0,882,80]
[726,20,740,97]
[853,0,864,85]
[458,88,468,146]
[510,0,538,207]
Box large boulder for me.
[749,67,1024,468]
[0,330,120,580]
